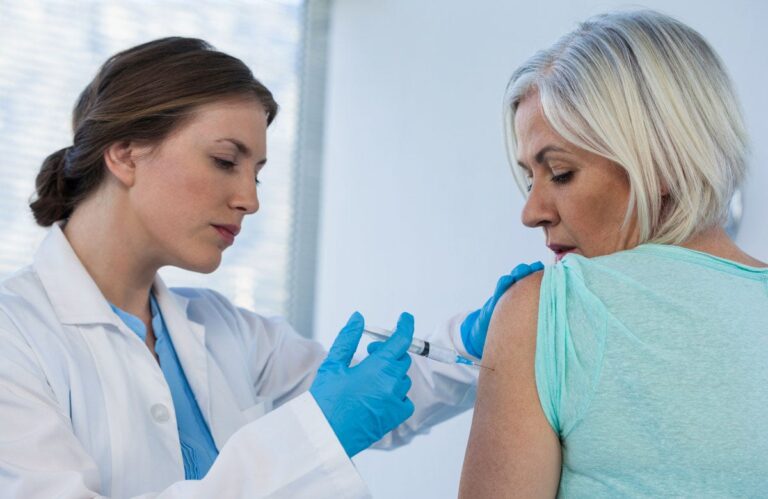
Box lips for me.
[547,244,576,262]
[212,224,240,245]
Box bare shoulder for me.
[496,270,543,318]
[483,270,543,369]
[459,268,560,497]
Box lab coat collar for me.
[33,224,245,446]
[34,223,120,325]
[33,224,195,328]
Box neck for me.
[680,226,766,267]
[63,188,159,321]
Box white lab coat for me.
[0,225,478,498]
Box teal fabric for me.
[110,295,218,480]
[535,244,768,497]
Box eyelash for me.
[214,157,261,185]
[214,157,235,169]
[552,171,573,184]
[524,171,573,191]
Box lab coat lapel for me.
[34,223,117,325]
[152,277,212,421]
[152,278,249,449]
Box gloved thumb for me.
[325,312,365,366]
[381,312,415,358]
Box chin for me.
[178,252,222,274]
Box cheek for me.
[583,185,634,251]
[148,161,220,210]
[560,182,629,239]
[133,163,219,238]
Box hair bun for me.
[29,146,74,226]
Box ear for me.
[103,140,137,187]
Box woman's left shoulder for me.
[487,270,544,363]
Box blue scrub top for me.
[110,295,219,479]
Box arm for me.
[459,272,561,498]
[0,322,367,498]
[372,263,545,448]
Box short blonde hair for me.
[504,10,749,244]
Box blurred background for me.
[1,1,766,497]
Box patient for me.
[460,10,768,498]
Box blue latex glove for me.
[310,311,415,457]
[460,261,544,359]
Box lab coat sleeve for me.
[236,307,479,451]
[0,324,369,498]
[0,326,104,497]
[148,393,369,499]
[372,311,479,448]
[240,312,326,408]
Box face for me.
[129,97,268,273]
[514,91,639,262]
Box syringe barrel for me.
[422,342,459,364]
[366,328,430,356]
[408,337,429,356]
[363,327,456,364]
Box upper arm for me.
[236,309,326,404]
[459,271,561,498]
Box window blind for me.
[0,0,304,318]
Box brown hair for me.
[30,37,279,226]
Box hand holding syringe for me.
[364,326,493,370]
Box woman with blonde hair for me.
[460,10,767,497]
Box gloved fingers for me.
[381,349,412,376]
[493,261,545,298]
[324,312,365,366]
[397,349,413,372]
[460,308,481,340]
[366,341,385,354]
[395,376,413,399]
[400,397,415,420]
[459,308,483,359]
[510,261,544,280]
[493,274,516,299]
[379,312,415,358]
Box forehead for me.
[172,97,268,153]
[513,92,565,161]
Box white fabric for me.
[0,225,477,498]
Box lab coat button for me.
[150,403,170,423]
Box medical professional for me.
[0,38,538,498]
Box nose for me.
[521,181,558,229]
[230,177,259,215]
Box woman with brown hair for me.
[0,37,525,498]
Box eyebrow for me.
[517,145,569,170]
[216,138,267,165]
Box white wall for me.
[314,1,768,497]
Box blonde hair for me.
[504,9,749,244]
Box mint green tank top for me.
[535,244,768,497]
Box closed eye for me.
[214,157,236,169]
[552,171,573,184]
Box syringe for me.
[363,326,492,370]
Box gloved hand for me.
[460,261,544,359]
[310,311,415,457]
